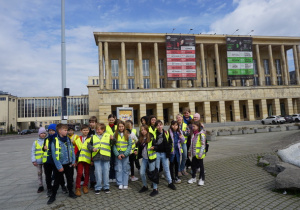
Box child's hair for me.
[154,120,163,127]
[56,123,68,131]
[192,121,201,132]
[125,120,132,130]
[169,120,180,133]
[114,121,129,141]
[89,116,98,123]
[176,113,183,119]
[68,125,75,131]
[140,116,149,124]
[183,107,191,114]
[148,115,157,126]
[139,125,151,144]
[96,123,106,131]
[80,124,89,130]
[126,120,134,126]
[108,114,116,120]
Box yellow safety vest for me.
[152,130,169,141]
[35,140,43,162]
[182,123,188,144]
[78,138,92,164]
[169,131,183,154]
[42,139,49,163]
[196,133,206,159]
[147,138,156,160]
[116,134,129,152]
[106,125,114,136]
[53,137,73,161]
[91,133,111,157]
[149,126,157,136]
[132,129,137,135]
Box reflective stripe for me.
[118,145,128,148]
[101,148,111,153]
[35,149,42,151]
[81,149,89,153]
[148,152,156,157]
[93,142,100,146]
[79,154,91,160]
[118,141,128,144]
[101,142,110,146]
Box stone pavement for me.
[0,130,300,210]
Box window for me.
[143,60,149,76]
[0,97,6,101]
[241,79,246,86]
[92,79,95,85]
[213,59,217,75]
[0,122,5,126]
[144,78,150,89]
[253,77,259,86]
[277,76,282,85]
[160,78,165,88]
[255,104,260,118]
[253,59,258,75]
[265,76,271,86]
[263,59,270,75]
[275,59,281,75]
[111,60,119,77]
[127,60,134,77]
[159,59,164,76]
[128,79,134,89]
[112,79,119,90]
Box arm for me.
[51,140,63,171]
[123,136,133,157]
[198,134,206,158]
[70,142,75,165]
[178,131,185,143]
[31,141,37,165]
[183,126,190,136]
[112,144,119,157]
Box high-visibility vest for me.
[169,131,183,154]
[196,133,206,159]
[78,138,92,164]
[116,134,129,152]
[182,123,188,144]
[91,133,111,157]
[152,130,169,141]
[74,136,83,151]
[106,125,114,136]
[147,138,156,160]
[69,134,79,149]
[42,139,49,163]
[132,129,137,135]
[53,137,73,161]
[149,126,157,136]
[34,140,43,162]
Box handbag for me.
[146,168,159,184]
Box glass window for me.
[253,59,258,75]
[128,79,134,89]
[111,60,119,77]
[127,60,134,77]
[143,60,149,76]
[253,77,259,86]
[160,78,165,88]
[112,79,119,90]
[263,59,270,75]
[265,76,271,86]
[144,78,150,89]
[277,76,282,85]
[0,97,6,101]
[275,59,281,75]
[159,59,164,76]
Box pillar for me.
[121,42,127,89]
[214,44,221,87]
[293,45,300,85]
[285,98,293,115]
[218,101,226,122]
[99,105,111,123]
[189,102,196,115]
[260,99,268,119]
[247,100,255,121]
[200,43,206,87]
[156,103,164,123]
[232,100,241,122]
[203,102,211,123]
[104,42,110,89]
[154,43,160,88]
[268,45,276,86]
[280,45,288,85]
[172,103,179,121]
[272,99,281,116]
[255,44,263,86]
[98,42,104,89]
[138,42,144,89]
[139,104,146,125]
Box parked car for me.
[20,129,32,135]
[275,115,286,124]
[292,114,300,122]
[261,116,280,124]
[283,115,293,123]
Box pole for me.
[61,0,67,123]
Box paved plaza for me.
[0,129,300,210]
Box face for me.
[140,127,148,136]
[59,128,68,137]
[96,128,104,135]
[156,122,163,132]
[108,117,115,125]
[176,115,183,123]
[48,129,55,135]
[193,115,200,122]
[68,129,74,136]
[39,133,47,138]
[192,124,199,132]
[184,111,190,118]
[141,119,146,125]
[81,128,89,137]
[118,124,125,132]
[171,123,178,131]
[89,121,96,129]
[150,118,156,126]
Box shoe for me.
[139,186,149,193]
[47,189,52,197]
[62,186,68,194]
[123,186,128,190]
[75,188,81,196]
[109,179,113,183]
[178,172,182,177]
[112,179,116,183]
[168,183,176,190]
[119,185,123,190]
[37,186,44,193]
[90,182,96,189]
[150,189,158,197]
[80,181,84,185]
[82,186,89,194]
[175,178,181,184]
[198,179,205,186]
[69,191,77,199]
[47,195,56,204]
[130,176,139,181]
[95,190,101,195]
[188,178,196,184]
[181,170,187,176]
[104,189,111,194]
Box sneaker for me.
[119,185,123,190]
[178,172,182,177]
[181,170,187,176]
[47,189,52,197]
[130,176,139,181]
[150,189,158,197]
[95,190,101,195]
[112,179,116,183]
[62,186,68,194]
[82,186,89,194]
[175,178,182,184]
[69,191,77,199]
[123,186,128,190]
[188,178,196,184]
[139,186,149,193]
[168,183,176,190]
[37,186,44,193]
[75,188,81,196]
[198,179,204,186]
[109,179,113,183]
[104,189,111,194]
[47,195,56,205]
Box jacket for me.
[190,130,206,159]
[87,132,114,161]
[51,136,75,170]
[136,133,156,163]
[168,129,185,155]
[112,134,132,157]
[31,138,45,164]
[152,129,171,157]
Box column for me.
[172,102,179,120]
[138,43,144,89]
[218,101,226,122]
[156,103,164,123]
[121,42,127,89]
[272,99,281,115]
[203,102,211,123]
[260,99,268,119]
[232,100,241,122]
[104,42,110,89]
[268,45,276,85]
[154,43,160,88]
[98,42,104,89]
[293,45,300,85]
[214,44,221,87]
[122,104,129,107]
[99,105,111,123]
[280,45,288,85]
[247,100,255,121]
[189,102,196,114]
[285,98,293,115]
[139,104,146,126]
[200,43,207,87]
[255,44,264,86]
[285,51,290,83]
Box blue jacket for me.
[51,136,75,170]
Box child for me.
[152,120,176,194]
[168,120,185,184]
[183,107,193,169]
[88,123,114,194]
[68,125,80,148]
[74,124,91,196]
[31,127,47,193]
[112,121,132,190]
[47,123,77,205]
[106,114,117,183]
[125,120,139,182]
[188,121,206,186]
[88,116,97,189]
[140,116,149,126]
[135,125,157,196]
[148,115,157,135]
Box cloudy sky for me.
[0,0,299,97]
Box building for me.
[89,32,300,125]
[0,91,18,133]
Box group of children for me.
[31,107,207,203]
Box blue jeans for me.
[140,158,157,189]
[155,152,172,184]
[94,160,110,190]
[180,143,187,172]
[115,156,130,186]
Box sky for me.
[0,0,299,97]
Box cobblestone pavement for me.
[0,130,300,210]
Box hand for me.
[110,135,113,140]
[150,146,154,150]
[118,155,123,160]
[179,135,183,139]
[72,163,76,167]
[58,167,64,172]
[32,162,37,166]
[93,148,98,152]
[43,146,48,150]
[121,154,125,158]
[134,151,137,155]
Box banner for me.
[166,35,196,80]
[226,37,254,79]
